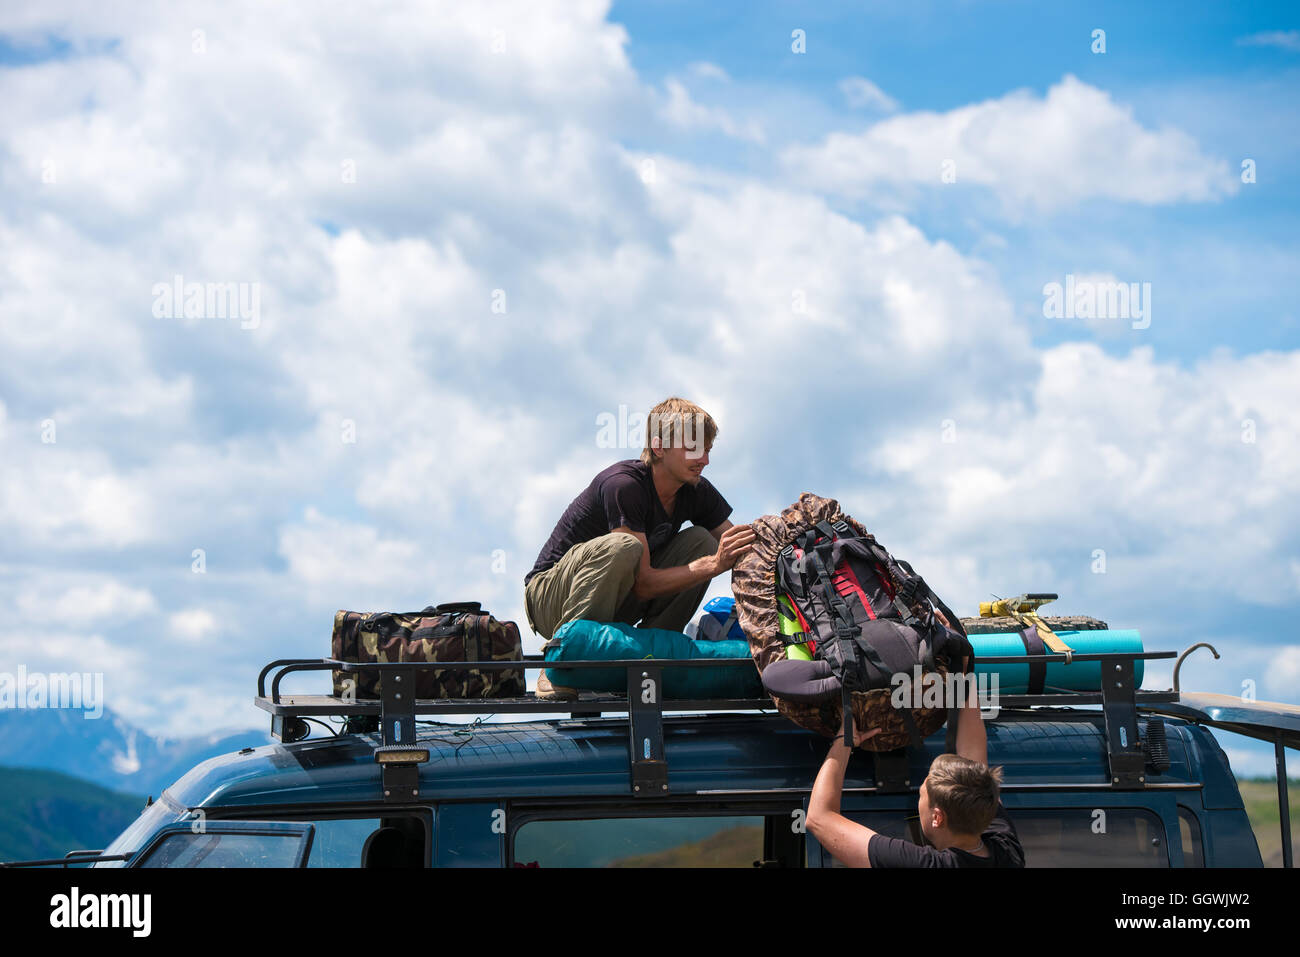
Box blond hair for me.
[640,397,718,465]
[924,754,1003,836]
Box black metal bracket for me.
[381,762,420,804]
[873,748,911,793]
[628,665,668,797]
[381,666,418,746]
[380,666,419,802]
[1100,658,1146,788]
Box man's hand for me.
[855,726,882,748]
[711,523,756,574]
[828,726,882,753]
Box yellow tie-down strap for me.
[981,599,1076,662]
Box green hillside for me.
[1236,777,1299,868]
[0,766,146,864]
[610,825,763,867]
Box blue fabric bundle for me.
[693,596,748,642]
[544,619,763,699]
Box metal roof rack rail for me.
[980,650,1179,789]
[256,649,1179,799]
[257,656,773,801]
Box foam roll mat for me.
[968,629,1144,695]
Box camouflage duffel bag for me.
[331,601,527,699]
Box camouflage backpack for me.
[731,494,972,751]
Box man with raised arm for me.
[806,670,1025,867]
[524,396,755,698]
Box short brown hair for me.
[924,754,1003,835]
[640,397,718,465]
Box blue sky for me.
[607,0,1300,359]
[0,1,1297,778]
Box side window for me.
[138,831,309,868]
[305,817,426,868]
[837,807,1170,867]
[512,815,765,867]
[96,800,186,868]
[1011,808,1168,867]
[241,814,428,867]
[1178,806,1204,868]
[437,803,503,867]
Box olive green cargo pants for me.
[524,526,718,642]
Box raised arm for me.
[954,659,988,766]
[805,730,881,868]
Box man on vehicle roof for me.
[524,396,755,698]
[807,676,1025,868]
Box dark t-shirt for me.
[525,459,732,586]
[866,803,1025,868]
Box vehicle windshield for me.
[95,795,187,867]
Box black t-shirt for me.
[525,459,732,585]
[866,803,1025,868]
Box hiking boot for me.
[535,668,578,701]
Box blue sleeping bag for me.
[544,619,763,699]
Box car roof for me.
[165,709,1231,812]
[1147,693,1300,748]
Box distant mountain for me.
[0,766,145,863]
[0,707,268,797]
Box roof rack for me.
[257,649,1180,800]
[258,656,776,800]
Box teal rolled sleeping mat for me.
[544,619,763,699]
[968,629,1143,694]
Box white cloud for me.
[278,507,425,590]
[688,61,731,82]
[168,608,218,642]
[864,343,1300,607]
[1265,646,1300,698]
[783,74,1237,214]
[839,76,898,112]
[15,581,158,626]
[0,453,156,549]
[659,78,765,143]
[0,630,147,678]
[1236,31,1300,52]
[1041,271,1152,339]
